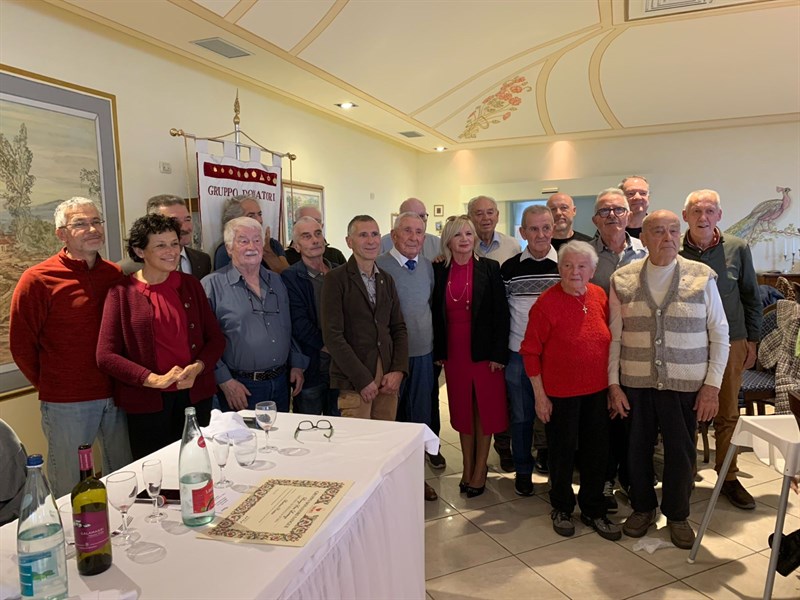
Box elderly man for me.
[380,198,441,261]
[468,194,521,469]
[285,205,346,267]
[680,189,762,510]
[501,205,560,495]
[121,194,212,278]
[281,216,340,417]
[214,195,289,273]
[620,176,651,239]
[376,212,439,501]
[10,197,131,496]
[322,215,408,420]
[609,210,730,548]
[547,193,592,251]
[202,216,307,412]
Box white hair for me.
[54,197,100,228]
[684,189,721,211]
[223,216,262,249]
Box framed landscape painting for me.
[283,181,324,244]
[0,65,123,397]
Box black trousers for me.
[127,391,212,460]
[625,387,697,521]
[545,390,609,518]
[606,416,630,488]
[430,363,442,438]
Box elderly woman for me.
[98,214,225,460]
[213,195,288,273]
[432,215,509,498]
[520,240,620,540]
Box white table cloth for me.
[1,414,437,600]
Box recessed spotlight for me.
[335,102,358,110]
[434,146,447,152]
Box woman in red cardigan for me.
[520,240,620,542]
[98,214,225,459]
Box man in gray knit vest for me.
[376,212,439,502]
[608,210,730,549]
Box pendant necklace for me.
[572,291,588,314]
[447,263,472,310]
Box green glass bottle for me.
[70,444,112,576]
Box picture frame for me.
[433,204,444,217]
[283,180,324,244]
[0,65,124,398]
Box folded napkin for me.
[201,409,252,440]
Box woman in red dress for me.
[433,215,510,497]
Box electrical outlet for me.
[159,161,172,174]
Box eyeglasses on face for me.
[595,207,628,218]
[60,219,105,230]
[293,419,334,442]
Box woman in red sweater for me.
[520,240,620,541]
[98,214,224,460]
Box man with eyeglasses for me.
[620,176,651,239]
[546,193,593,251]
[202,217,308,412]
[588,188,647,513]
[380,198,441,261]
[285,205,346,267]
[10,197,132,496]
[121,194,212,278]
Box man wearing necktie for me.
[376,212,438,501]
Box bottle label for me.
[18,549,66,597]
[78,449,93,472]
[192,479,215,514]
[74,512,109,553]
[197,436,206,449]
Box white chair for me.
[688,415,800,599]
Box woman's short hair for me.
[557,240,599,270]
[440,215,478,266]
[224,217,263,249]
[127,213,181,262]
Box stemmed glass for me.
[142,459,166,523]
[106,471,141,546]
[255,401,278,452]
[211,433,232,488]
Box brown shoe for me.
[623,510,657,538]
[721,479,756,510]
[424,482,438,502]
[668,519,695,549]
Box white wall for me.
[418,123,800,272]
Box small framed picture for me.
[433,204,445,217]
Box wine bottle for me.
[17,454,68,599]
[179,407,215,527]
[70,444,112,576]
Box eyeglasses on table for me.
[294,419,334,442]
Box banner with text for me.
[196,152,282,257]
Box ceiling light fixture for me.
[434,146,447,152]
[335,102,357,109]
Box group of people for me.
[7,178,762,552]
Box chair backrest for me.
[760,303,778,341]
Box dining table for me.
[0,412,437,599]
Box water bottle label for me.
[192,479,215,514]
[19,550,64,596]
[197,436,206,449]
[74,512,109,553]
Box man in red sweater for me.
[10,197,131,496]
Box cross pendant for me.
[582,305,588,314]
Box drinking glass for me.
[232,430,257,467]
[254,401,278,452]
[106,471,141,545]
[142,459,166,523]
[211,433,231,488]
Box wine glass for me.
[254,401,278,452]
[231,430,257,467]
[211,433,231,488]
[142,459,166,523]
[106,471,141,546]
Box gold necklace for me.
[447,263,472,310]
[572,291,588,314]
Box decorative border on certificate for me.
[200,478,352,546]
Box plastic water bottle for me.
[179,407,215,527]
[17,454,68,600]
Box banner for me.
[196,151,282,257]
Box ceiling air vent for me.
[191,38,251,59]
[398,131,424,138]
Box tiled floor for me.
[424,388,800,599]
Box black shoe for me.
[466,484,485,498]
[496,447,514,472]
[768,529,800,577]
[459,480,468,494]
[534,450,549,475]
[426,452,446,470]
[515,473,534,497]
[580,513,622,541]
[551,509,574,537]
[603,481,618,514]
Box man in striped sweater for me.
[608,210,730,549]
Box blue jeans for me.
[40,398,132,497]
[504,351,546,475]
[293,383,340,416]
[217,374,291,413]
[397,354,435,426]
